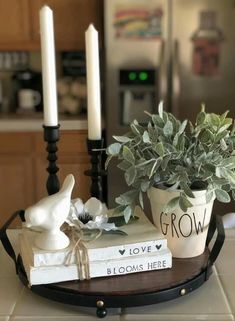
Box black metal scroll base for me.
[43,125,60,195]
[84,139,106,202]
[0,211,225,319]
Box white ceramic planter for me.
[147,187,215,258]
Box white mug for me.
[18,89,41,110]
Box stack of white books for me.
[20,207,172,285]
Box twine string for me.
[64,225,102,280]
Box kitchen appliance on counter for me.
[105,0,235,212]
[11,68,43,113]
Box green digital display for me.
[128,72,137,81]
[128,71,150,82]
[120,69,154,85]
[139,71,148,81]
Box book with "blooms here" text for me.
[19,207,172,285]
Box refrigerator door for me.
[171,0,235,214]
[171,0,235,121]
[104,0,169,206]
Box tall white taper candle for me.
[40,5,58,126]
[85,24,101,140]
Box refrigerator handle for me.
[159,40,168,105]
[172,39,180,116]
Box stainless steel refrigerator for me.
[104,0,235,214]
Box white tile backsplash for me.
[121,315,234,321]
[215,240,235,275]
[0,277,23,315]
[0,251,17,277]
[10,317,120,321]
[218,274,235,314]
[12,287,119,319]
[224,228,235,239]
[123,275,232,319]
[0,229,21,277]
[12,287,94,317]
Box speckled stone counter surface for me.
[0,229,234,321]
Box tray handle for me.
[205,214,225,277]
[0,210,25,273]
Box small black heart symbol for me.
[156,244,162,250]
[119,249,125,255]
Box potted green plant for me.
[106,102,235,258]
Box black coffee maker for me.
[12,68,43,112]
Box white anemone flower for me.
[68,197,117,231]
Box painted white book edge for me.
[22,230,167,267]
[21,206,168,263]
[20,238,172,285]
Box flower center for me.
[78,212,93,224]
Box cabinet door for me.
[35,155,90,202]
[0,133,35,228]
[0,0,31,48]
[30,0,103,50]
[0,156,34,228]
[34,130,91,202]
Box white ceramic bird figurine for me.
[25,174,75,250]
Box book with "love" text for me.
[21,207,169,267]
[20,234,172,285]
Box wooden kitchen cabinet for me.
[0,156,34,228]
[0,0,31,49]
[34,130,90,201]
[0,133,35,227]
[0,130,91,228]
[0,0,103,50]
[30,0,103,50]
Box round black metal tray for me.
[0,210,225,318]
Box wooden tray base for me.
[0,210,225,319]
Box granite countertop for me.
[0,228,235,320]
[0,113,88,131]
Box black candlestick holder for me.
[84,139,106,202]
[43,125,60,195]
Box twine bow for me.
[64,225,102,280]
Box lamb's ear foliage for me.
[106,102,235,222]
